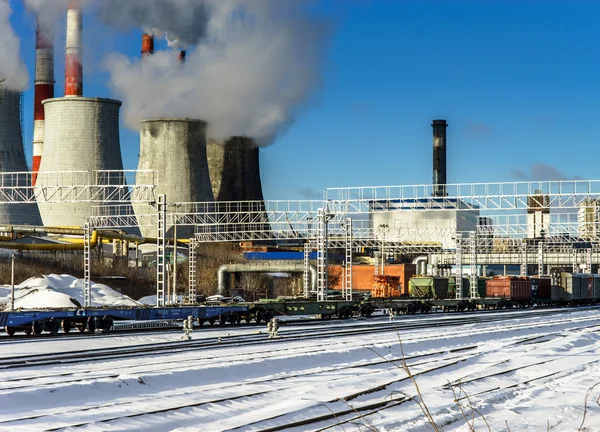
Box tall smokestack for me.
[432,119,447,197]
[142,34,154,58]
[65,0,82,97]
[32,19,55,184]
[179,50,186,64]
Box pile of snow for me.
[0,274,141,310]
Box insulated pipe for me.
[217,261,317,296]
[412,255,428,276]
[0,230,98,251]
[432,119,448,197]
[32,19,55,184]
[65,0,83,97]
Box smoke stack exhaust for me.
[432,119,447,197]
[32,19,55,185]
[65,0,82,97]
[142,34,154,58]
[179,50,186,64]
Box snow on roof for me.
[0,274,141,310]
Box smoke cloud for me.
[104,0,330,145]
[0,0,29,90]
[96,0,210,49]
[23,0,69,31]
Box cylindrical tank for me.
[206,136,265,201]
[36,97,124,227]
[0,87,42,225]
[133,118,214,238]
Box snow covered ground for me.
[1,308,600,431]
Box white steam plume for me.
[0,0,29,90]
[104,0,330,145]
[96,0,211,49]
[24,0,69,31]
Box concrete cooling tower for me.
[206,137,265,201]
[0,87,42,225]
[133,119,214,238]
[206,137,268,235]
[36,97,125,227]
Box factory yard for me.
[0,308,598,431]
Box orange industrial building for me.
[329,263,416,295]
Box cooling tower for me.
[206,136,265,201]
[36,97,125,227]
[206,137,268,236]
[133,119,214,238]
[0,87,42,225]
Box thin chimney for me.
[65,0,82,97]
[32,19,55,184]
[432,119,448,197]
[179,50,186,64]
[142,33,155,58]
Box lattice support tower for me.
[469,234,478,299]
[572,248,579,274]
[188,238,197,303]
[303,241,311,298]
[455,232,462,299]
[156,194,167,306]
[83,223,91,307]
[538,240,544,276]
[520,241,527,276]
[316,209,329,302]
[343,218,353,301]
[586,248,593,274]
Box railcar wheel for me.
[48,320,60,336]
[24,329,31,336]
[32,321,43,336]
[87,317,96,333]
[219,314,227,326]
[5,327,15,337]
[62,320,71,334]
[245,315,252,324]
[209,318,215,326]
[197,319,205,327]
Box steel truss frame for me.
[0,170,156,204]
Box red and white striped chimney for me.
[142,33,155,58]
[32,19,55,184]
[65,0,82,97]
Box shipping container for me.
[486,276,532,301]
[593,275,600,299]
[409,277,449,299]
[531,277,551,300]
[448,277,487,298]
[330,264,415,294]
[551,272,592,301]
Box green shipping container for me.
[409,277,449,299]
[448,277,488,298]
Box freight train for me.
[2,271,599,337]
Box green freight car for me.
[448,277,488,298]
[409,277,449,299]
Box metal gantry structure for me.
[5,172,600,304]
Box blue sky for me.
[9,0,600,200]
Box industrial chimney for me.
[179,50,186,63]
[432,119,447,197]
[65,0,82,97]
[142,34,154,58]
[32,19,55,185]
